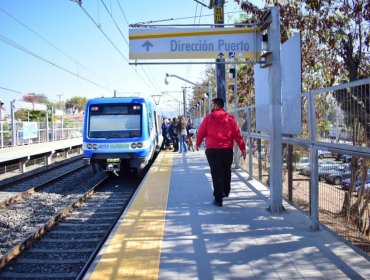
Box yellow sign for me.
[214,7,224,23]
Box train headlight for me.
[87,143,93,149]
[137,142,143,148]
[93,144,98,149]
[131,143,137,149]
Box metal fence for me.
[233,78,370,255]
[0,120,83,148]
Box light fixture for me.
[259,51,273,68]
[262,33,268,51]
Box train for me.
[82,97,163,176]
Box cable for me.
[78,2,157,92]
[100,0,129,45]
[0,7,112,87]
[0,86,23,94]
[103,1,161,92]
[78,4,129,64]
[115,0,129,26]
[0,33,112,92]
[133,11,244,25]
[186,3,204,80]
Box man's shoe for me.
[223,192,230,198]
[212,199,222,207]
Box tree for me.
[15,93,50,121]
[65,96,88,113]
[23,93,50,104]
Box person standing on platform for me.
[195,98,246,207]
[161,119,171,150]
[186,119,195,152]
[170,117,179,152]
[177,115,188,153]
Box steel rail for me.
[0,175,109,269]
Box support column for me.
[64,147,72,159]
[214,0,226,106]
[19,157,30,173]
[267,7,284,213]
[45,152,53,165]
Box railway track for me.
[0,164,86,208]
[0,175,138,279]
[0,156,83,192]
[0,164,103,258]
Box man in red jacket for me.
[195,98,246,207]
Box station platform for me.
[0,138,82,163]
[85,149,370,279]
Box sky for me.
[0,0,263,117]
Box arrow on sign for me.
[218,52,224,59]
[142,41,153,51]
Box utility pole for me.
[181,87,189,117]
[56,93,63,103]
[214,0,226,105]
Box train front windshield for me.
[88,104,142,138]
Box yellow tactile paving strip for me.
[89,151,173,280]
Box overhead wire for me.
[100,0,128,45]
[0,33,112,92]
[107,0,161,93]
[0,7,112,88]
[133,11,244,25]
[186,3,204,81]
[115,0,129,26]
[0,86,23,95]
[78,4,129,64]
[80,1,158,93]
[185,3,198,80]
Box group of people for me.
[161,116,195,153]
[161,98,246,208]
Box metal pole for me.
[308,91,320,231]
[182,87,186,116]
[233,62,238,113]
[61,113,64,140]
[0,99,3,149]
[203,99,206,117]
[233,62,240,169]
[208,82,212,113]
[45,108,49,142]
[267,7,284,213]
[247,108,253,179]
[214,0,226,108]
[51,107,54,141]
[11,100,16,147]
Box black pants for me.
[172,136,179,151]
[205,149,233,203]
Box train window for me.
[148,110,153,134]
[88,104,142,138]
